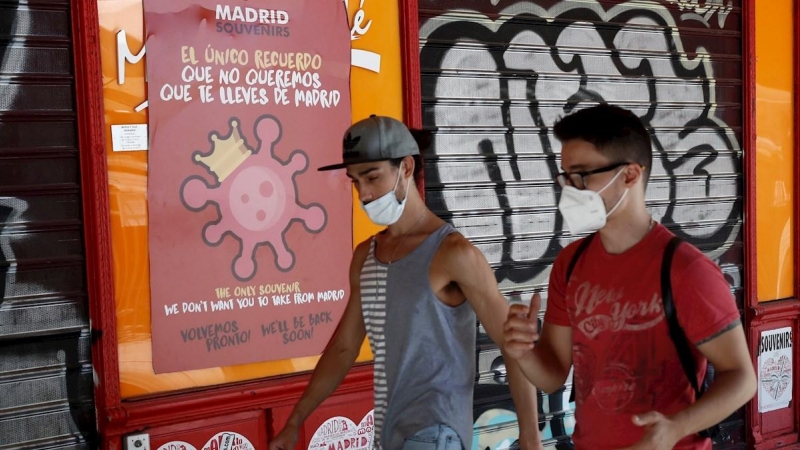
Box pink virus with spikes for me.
[181,115,326,281]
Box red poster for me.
[143,0,352,373]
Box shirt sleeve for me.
[672,247,740,345]
[544,246,574,327]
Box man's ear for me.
[403,155,415,179]
[624,164,644,187]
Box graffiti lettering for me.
[420,0,741,290]
[420,1,742,448]
[665,0,734,28]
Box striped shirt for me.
[360,239,389,449]
[359,225,475,450]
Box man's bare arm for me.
[670,321,756,436]
[615,321,756,450]
[270,241,371,449]
[444,236,543,450]
[503,297,574,394]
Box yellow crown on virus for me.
[195,118,253,182]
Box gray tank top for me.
[360,223,476,450]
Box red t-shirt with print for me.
[544,223,740,450]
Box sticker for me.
[157,442,197,450]
[308,410,374,450]
[202,432,255,450]
[758,327,793,413]
[111,124,148,151]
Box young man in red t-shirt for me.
[503,104,756,450]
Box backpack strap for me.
[661,236,704,398]
[566,234,594,404]
[566,234,595,284]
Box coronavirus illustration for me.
[181,115,326,281]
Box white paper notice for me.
[758,327,793,413]
[111,124,148,151]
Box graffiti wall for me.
[418,0,744,447]
[0,0,96,448]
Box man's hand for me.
[517,433,547,450]
[503,293,541,360]
[615,411,683,450]
[269,422,300,450]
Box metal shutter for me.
[0,1,96,448]
[419,1,744,448]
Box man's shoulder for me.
[671,235,717,273]
[438,229,479,259]
[440,229,469,248]
[433,230,485,274]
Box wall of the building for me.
[0,0,96,448]
[748,0,800,447]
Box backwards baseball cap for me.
[318,115,419,171]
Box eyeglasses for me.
[555,162,633,190]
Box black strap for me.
[567,234,595,403]
[566,234,595,283]
[661,236,705,398]
[662,237,716,439]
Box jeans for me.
[401,424,463,450]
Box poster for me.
[758,327,793,413]
[143,0,352,373]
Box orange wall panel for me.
[755,0,795,302]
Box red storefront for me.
[2,0,800,449]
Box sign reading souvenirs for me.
[758,327,793,413]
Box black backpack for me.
[563,234,720,440]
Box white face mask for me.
[558,168,629,235]
[361,164,411,226]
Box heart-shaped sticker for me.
[307,410,374,450]
[202,432,255,450]
[158,442,197,450]
[761,355,792,401]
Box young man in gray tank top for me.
[269,116,544,450]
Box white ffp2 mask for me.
[558,168,628,235]
[361,164,411,226]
